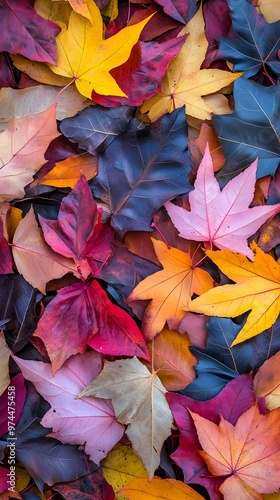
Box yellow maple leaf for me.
[140,6,242,121]
[188,242,280,346]
[48,0,153,98]
[128,238,213,340]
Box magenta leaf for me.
[0,0,60,64]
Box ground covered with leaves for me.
[0,0,280,499]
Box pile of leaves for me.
[0,0,280,499]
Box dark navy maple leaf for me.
[181,316,280,401]
[90,107,192,235]
[213,78,280,184]
[218,0,280,78]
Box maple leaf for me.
[167,374,256,500]
[190,404,280,498]
[12,351,125,465]
[188,242,280,346]
[165,144,280,258]
[11,207,79,294]
[183,316,280,401]
[128,238,213,339]
[39,176,114,279]
[33,280,149,374]
[140,6,242,121]
[47,1,153,98]
[54,469,115,500]
[213,78,280,182]
[0,103,60,203]
[218,0,280,78]
[90,107,192,235]
[91,37,186,107]
[153,0,195,24]
[0,0,60,64]
[79,357,173,479]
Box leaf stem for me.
[151,221,171,249]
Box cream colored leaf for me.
[12,207,79,294]
[257,0,280,22]
[79,357,173,479]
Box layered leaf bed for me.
[0,1,280,499]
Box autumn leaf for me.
[140,6,242,121]
[188,242,280,346]
[48,1,153,98]
[79,357,173,479]
[12,207,79,294]
[31,152,98,189]
[190,404,280,499]
[12,351,125,465]
[165,144,280,258]
[38,176,114,278]
[144,327,197,391]
[253,351,280,410]
[0,332,10,396]
[0,103,60,202]
[128,238,213,339]
[218,0,280,78]
[258,0,280,23]
[34,279,149,374]
[102,443,148,499]
[0,0,60,64]
[118,477,204,500]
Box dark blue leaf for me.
[90,107,192,235]
[213,78,280,184]
[181,316,280,400]
[218,0,280,78]
[60,105,134,154]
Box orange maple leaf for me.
[128,238,213,340]
[190,404,280,499]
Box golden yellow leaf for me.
[128,238,213,340]
[257,0,280,22]
[145,328,196,391]
[188,242,280,346]
[48,0,153,98]
[12,207,79,294]
[253,351,280,411]
[31,153,98,188]
[102,443,148,500]
[118,477,204,500]
[0,331,11,396]
[140,6,242,121]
